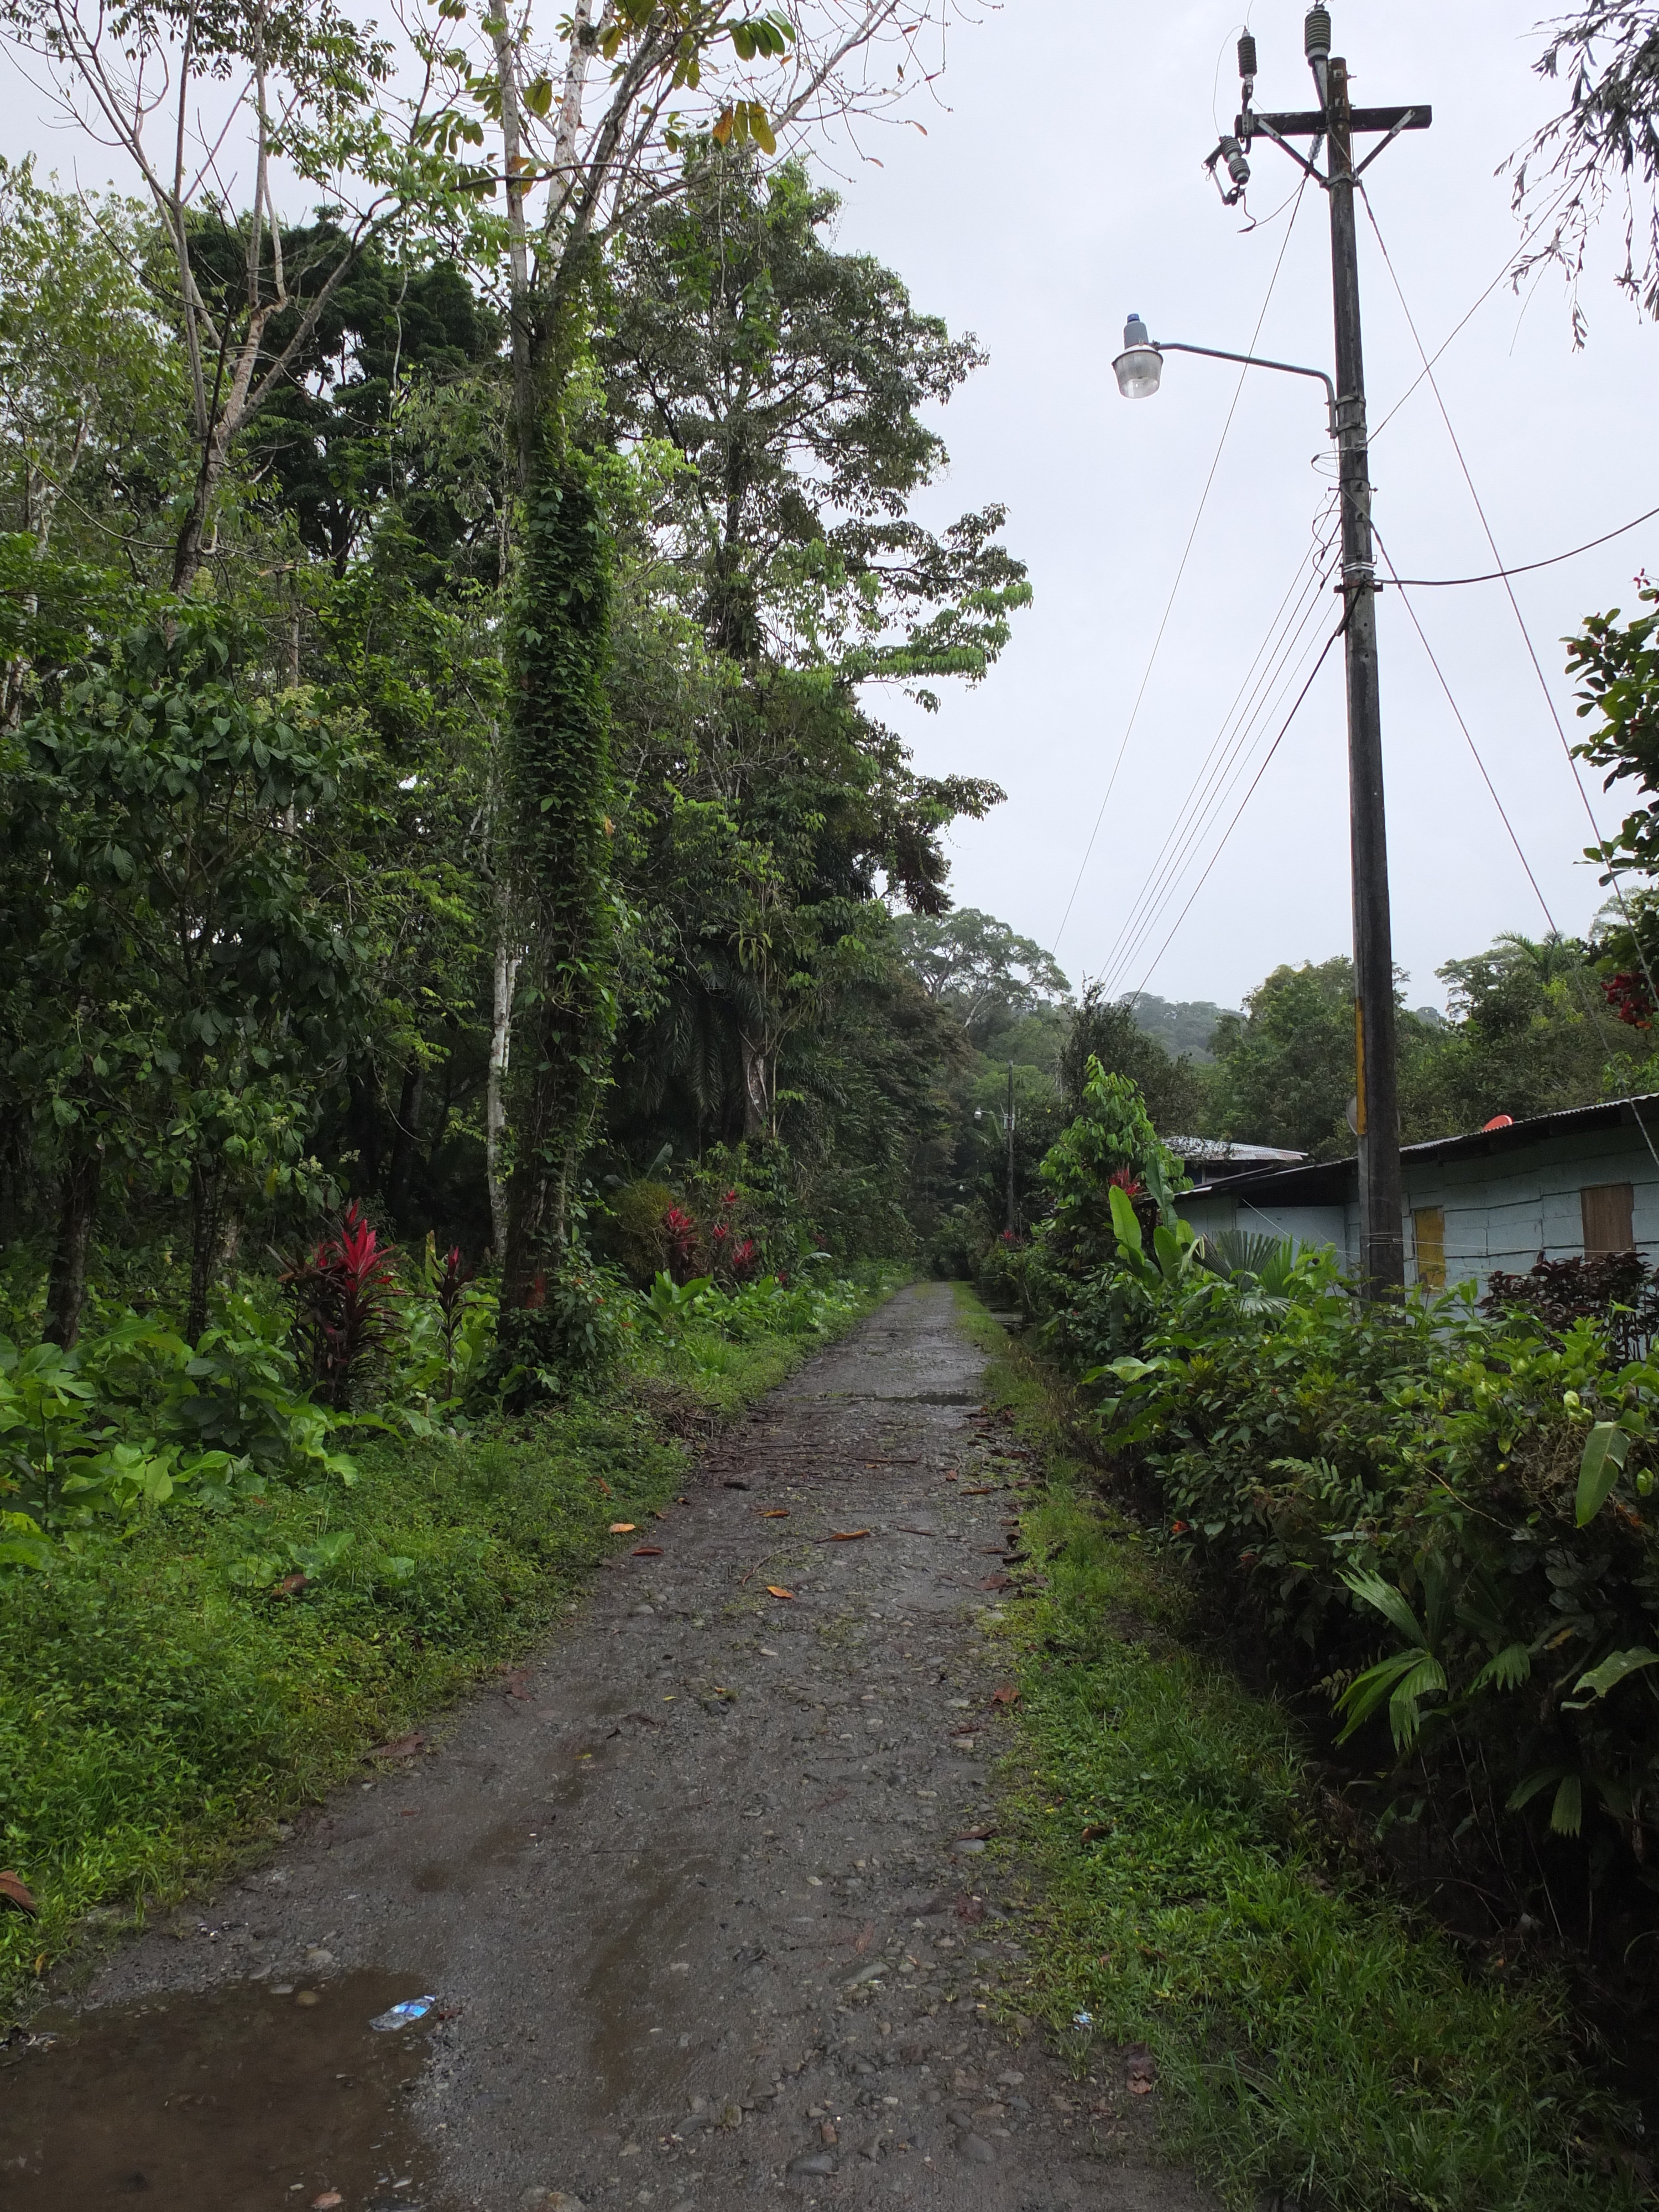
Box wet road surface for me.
[1,1282,1211,2212]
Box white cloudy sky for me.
[3,1,1653,1013]
[821,0,1658,1012]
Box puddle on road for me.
[0,1969,453,2211]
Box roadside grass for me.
[952,1285,1640,2212]
[0,1269,900,2012]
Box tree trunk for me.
[387,1060,425,1224]
[186,1156,226,1344]
[498,422,617,1310]
[487,883,519,1263]
[740,1034,770,1140]
[43,1146,102,1349]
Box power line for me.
[1386,502,1659,586]
[1051,174,1311,952]
[1129,620,1347,999]
[1379,523,1659,1175]
[1100,523,1343,995]
[1367,175,1577,449]
[1373,522,1559,932]
[1091,518,1333,990]
[1359,182,1659,1170]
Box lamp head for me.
[1113,313,1163,400]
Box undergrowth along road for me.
[956,1287,1645,2212]
[0,1267,901,2012]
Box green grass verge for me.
[951,1285,1639,2212]
[0,1270,901,2011]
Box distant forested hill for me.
[1126,993,1238,1063]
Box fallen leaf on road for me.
[765,1585,796,1600]
[943,1473,958,1482]
[853,1922,875,1953]
[990,1684,1020,1706]
[979,1574,1011,1590]
[1126,2047,1158,2095]
[831,1529,872,1541]
[758,1508,790,1519]
[0,1871,37,1916]
[367,1731,425,1762]
[632,1545,664,1557]
[961,1485,997,1496]
[311,2194,344,2210]
[609,1522,637,1533]
[502,1668,533,1700]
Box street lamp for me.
[1103,6,1433,1302]
[1111,316,1337,436]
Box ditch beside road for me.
[1,1280,1209,2212]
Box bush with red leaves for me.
[280,1202,402,1409]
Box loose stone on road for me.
[2,1282,1211,2212]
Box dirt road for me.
[3,1282,1210,2212]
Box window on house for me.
[1581,1182,1635,1255]
[1412,1206,1446,1290]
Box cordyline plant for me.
[419,1233,478,1398]
[280,1203,401,1410]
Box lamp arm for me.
[1152,340,1338,436]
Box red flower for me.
[1170,1519,1190,1536]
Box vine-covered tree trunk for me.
[498,412,616,1310]
[43,1145,101,1348]
[186,1155,226,1345]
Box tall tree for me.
[895,908,1067,1045]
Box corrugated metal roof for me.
[1183,1094,1659,1205]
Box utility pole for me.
[1005,1062,1017,1239]
[1227,8,1431,1296]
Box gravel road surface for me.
[2,1281,1211,2212]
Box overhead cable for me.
[1051,174,1310,952]
[1129,622,1348,999]
[1385,502,1659,586]
[1092,521,1334,990]
[1360,182,1659,1169]
[1100,524,1342,995]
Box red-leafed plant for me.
[1603,970,1653,1029]
[280,1202,402,1409]
[728,1237,761,1282]
[662,1204,702,1284]
[420,1234,478,1396]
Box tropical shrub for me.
[279,1202,403,1410]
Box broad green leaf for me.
[1387,1653,1447,1750]
[1550,1773,1583,1837]
[1341,1568,1428,1651]
[1470,1642,1532,1694]
[1335,1648,1423,1743]
[1575,1420,1629,1525]
[1108,1182,1144,1259]
[1573,1646,1659,1700]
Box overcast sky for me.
[821,0,1657,1013]
[3,2,1652,1015]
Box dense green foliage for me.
[962,1294,1635,2212]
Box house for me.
[1176,1094,1659,1296]
[1165,1136,1306,1184]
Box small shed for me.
[1176,1094,1659,1296]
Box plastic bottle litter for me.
[1072,2010,1094,2029]
[369,1996,438,2031]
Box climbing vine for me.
[498,403,618,1314]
